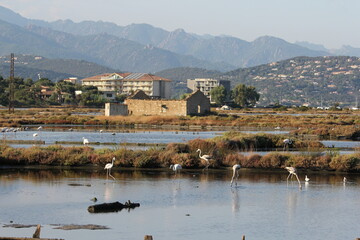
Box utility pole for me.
[8,53,15,113]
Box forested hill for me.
[221,56,360,107]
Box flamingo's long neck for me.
[198,150,202,158]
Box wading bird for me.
[285,167,302,188]
[196,149,212,170]
[230,164,241,187]
[82,137,89,145]
[170,164,182,174]
[305,175,310,182]
[104,157,115,176]
[343,177,347,183]
[283,139,292,151]
[33,133,38,137]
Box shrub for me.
[329,154,360,171]
[223,153,245,167]
[260,153,288,168]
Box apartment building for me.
[187,78,231,102]
[81,73,171,100]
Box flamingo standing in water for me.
[104,157,115,176]
[170,164,182,175]
[285,167,302,189]
[230,164,241,187]
[196,149,212,170]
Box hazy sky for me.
[1,0,359,49]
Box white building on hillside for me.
[81,73,171,100]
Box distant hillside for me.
[0,54,117,81]
[46,19,330,68]
[221,56,360,107]
[0,15,235,73]
[0,5,335,72]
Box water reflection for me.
[286,189,299,222]
[1,168,360,240]
[230,188,240,214]
[104,182,115,202]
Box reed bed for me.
[0,132,359,172]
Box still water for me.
[1,169,359,240]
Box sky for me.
[0,0,359,49]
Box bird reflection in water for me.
[104,181,115,202]
[286,190,299,221]
[231,188,240,214]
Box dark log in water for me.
[88,200,140,213]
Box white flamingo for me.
[196,149,212,170]
[33,133,38,138]
[230,164,241,187]
[82,137,89,145]
[104,157,115,176]
[285,167,302,188]
[170,164,182,174]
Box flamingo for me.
[283,139,292,151]
[285,167,302,188]
[196,149,212,170]
[37,126,43,130]
[305,175,310,182]
[170,164,182,174]
[104,157,115,176]
[33,133,38,137]
[230,164,241,187]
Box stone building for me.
[105,90,210,116]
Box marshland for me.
[1,107,360,240]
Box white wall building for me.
[81,73,171,100]
[187,78,231,102]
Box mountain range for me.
[3,5,359,73]
[1,5,360,107]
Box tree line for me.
[0,76,111,107]
[210,84,260,107]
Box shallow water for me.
[1,129,222,146]
[0,169,359,240]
